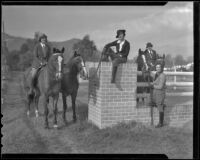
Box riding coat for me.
[32,42,51,69]
[143,49,157,70]
[151,72,166,112]
[104,39,130,59]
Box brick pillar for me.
[88,61,137,129]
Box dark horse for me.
[61,51,88,124]
[136,48,165,103]
[23,47,65,129]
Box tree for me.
[164,54,173,67]
[20,43,29,54]
[186,55,193,64]
[6,50,20,70]
[73,35,99,61]
[174,54,186,66]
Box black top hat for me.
[146,42,153,48]
[116,29,126,38]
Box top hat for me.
[146,42,153,48]
[116,29,126,38]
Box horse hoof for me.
[35,111,39,118]
[53,124,58,129]
[44,125,49,129]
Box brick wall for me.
[87,62,193,129]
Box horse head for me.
[72,51,88,80]
[49,47,65,80]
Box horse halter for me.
[79,57,88,80]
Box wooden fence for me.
[137,71,193,97]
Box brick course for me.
[87,62,193,129]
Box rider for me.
[102,29,130,83]
[29,33,51,94]
[142,42,157,71]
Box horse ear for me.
[74,50,78,57]
[61,47,65,53]
[53,48,56,53]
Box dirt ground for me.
[2,71,193,158]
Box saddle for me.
[32,64,46,87]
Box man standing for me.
[142,42,158,71]
[103,29,130,83]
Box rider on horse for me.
[102,29,130,83]
[142,42,158,71]
[30,33,51,94]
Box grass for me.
[65,119,192,158]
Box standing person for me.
[142,42,158,71]
[150,63,166,128]
[30,33,51,94]
[102,29,130,83]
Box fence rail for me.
[137,71,193,97]
[137,82,193,87]
[137,71,193,76]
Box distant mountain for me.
[2,33,27,51]
[1,33,81,63]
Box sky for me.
[2,2,193,59]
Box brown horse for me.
[23,47,65,129]
[61,51,88,125]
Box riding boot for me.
[111,66,117,83]
[155,112,164,128]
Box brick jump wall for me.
[87,62,193,129]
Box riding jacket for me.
[143,49,157,68]
[32,43,51,69]
[104,40,130,59]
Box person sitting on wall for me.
[102,29,130,83]
[150,62,167,128]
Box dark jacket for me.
[104,40,130,58]
[32,43,51,69]
[143,49,157,66]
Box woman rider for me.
[150,63,167,128]
[29,33,51,94]
[102,29,130,83]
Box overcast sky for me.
[2,2,193,59]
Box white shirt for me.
[117,39,125,52]
[40,43,45,48]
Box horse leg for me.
[71,94,77,122]
[26,91,33,116]
[34,89,40,118]
[53,94,59,129]
[62,92,68,125]
[43,95,49,129]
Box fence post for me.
[173,66,177,90]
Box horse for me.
[22,47,65,129]
[136,49,165,103]
[61,51,88,125]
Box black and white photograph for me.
[1,1,197,159]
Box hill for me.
[2,33,81,63]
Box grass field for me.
[2,71,193,158]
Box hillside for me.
[1,33,81,63]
